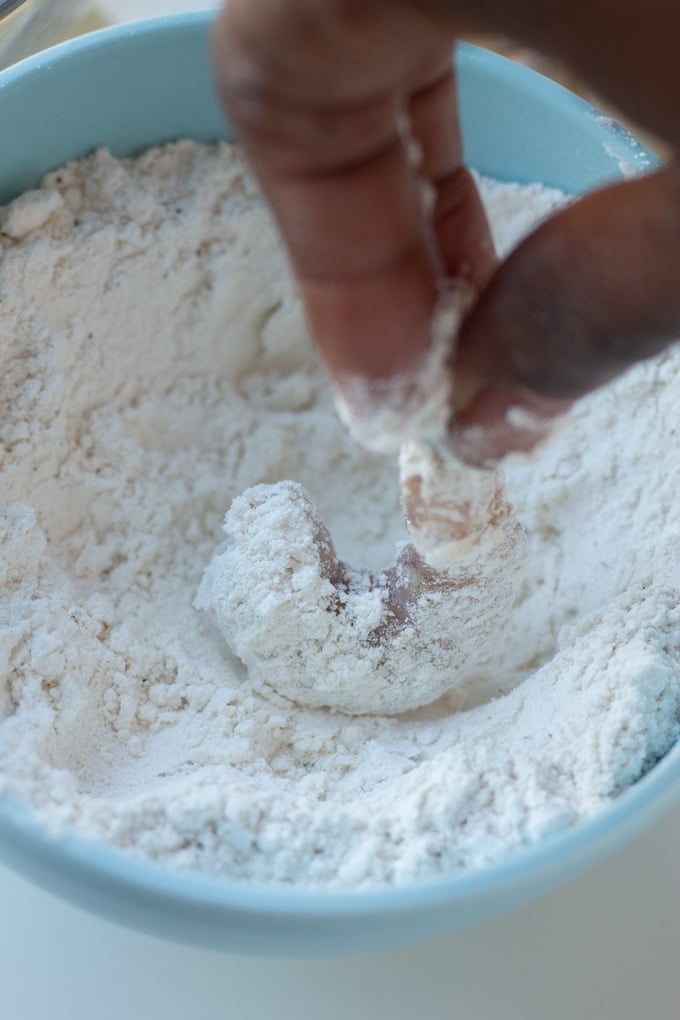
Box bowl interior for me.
[0,12,673,956]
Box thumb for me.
[452,167,680,464]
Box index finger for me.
[211,2,486,400]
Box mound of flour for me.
[0,141,678,887]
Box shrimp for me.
[196,441,526,715]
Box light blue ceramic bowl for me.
[0,12,675,956]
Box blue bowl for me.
[0,12,674,955]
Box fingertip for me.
[449,386,569,467]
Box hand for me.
[212,0,680,463]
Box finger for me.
[213,6,444,388]
[408,66,462,182]
[408,66,496,289]
[451,168,680,463]
[266,113,440,385]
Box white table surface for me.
[1,4,679,1018]
[1,803,679,1020]
[96,0,218,22]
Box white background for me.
[1,3,679,1018]
[1,806,679,1020]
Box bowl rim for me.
[0,10,674,923]
[2,742,679,917]
[0,8,656,184]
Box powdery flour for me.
[0,141,678,888]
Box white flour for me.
[0,141,678,888]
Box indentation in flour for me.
[0,141,678,888]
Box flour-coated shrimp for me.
[196,442,526,715]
